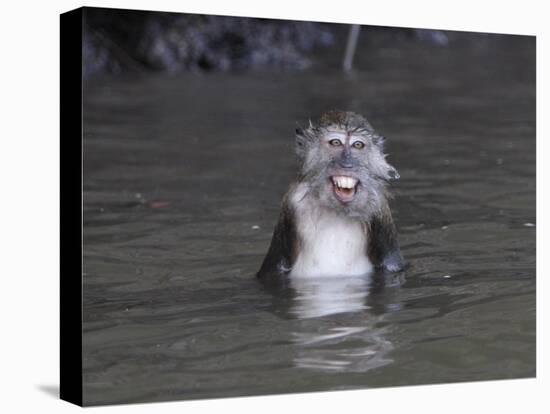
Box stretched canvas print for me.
[60,6,536,407]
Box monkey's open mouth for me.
[331,176,359,203]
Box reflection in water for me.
[290,275,371,318]
[289,275,398,373]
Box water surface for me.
[82,34,535,405]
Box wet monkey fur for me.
[257,110,405,280]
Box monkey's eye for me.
[352,141,365,149]
[329,139,342,147]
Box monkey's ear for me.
[388,165,400,180]
[373,134,386,150]
[295,128,307,156]
[296,128,307,148]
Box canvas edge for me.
[59,6,84,407]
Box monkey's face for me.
[296,126,398,218]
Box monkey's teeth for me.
[333,176,358,189]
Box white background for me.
[0,0,546,412]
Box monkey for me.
[257,110,405,280]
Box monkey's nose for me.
[339,150,355,168]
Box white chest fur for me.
[289,199,373,278]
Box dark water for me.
[82,34,536,405]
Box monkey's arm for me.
[256,204,297,279]
[367,205,406,273]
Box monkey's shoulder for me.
[256,191,299,280]
[367,212,406,273]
